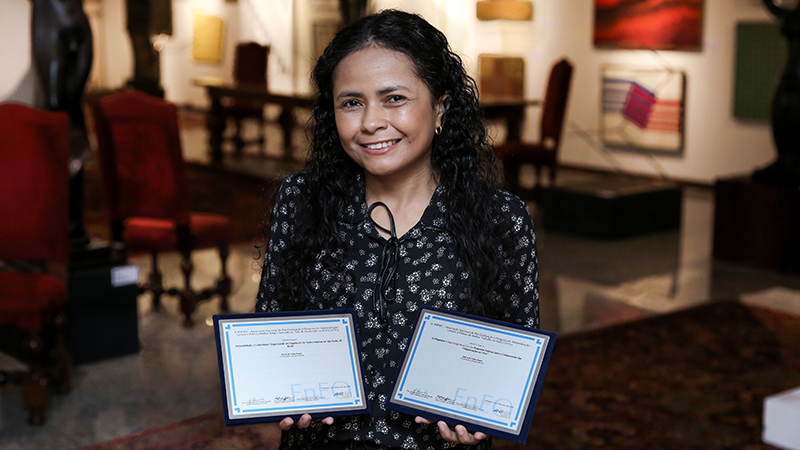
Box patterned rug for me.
[78,301,800,450]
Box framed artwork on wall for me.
[733,22,786,120]
[479,55,525,99]
[594,0,704,51]
[192,12,224,63]
[600,66,686,154]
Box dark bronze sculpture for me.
[31,0,93,164]
[126,0,171,97]
[31,0,93,246]
[755,0,800,188]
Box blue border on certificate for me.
[386,306,556,444]
[213,309,370,427]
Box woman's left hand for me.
[415,417,487,445]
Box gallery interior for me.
[2,0,800,449]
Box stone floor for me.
[2,115,800,450]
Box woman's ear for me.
[435,92,451,128]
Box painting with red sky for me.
[594,0,703,50]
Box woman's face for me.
[332,46,445,183]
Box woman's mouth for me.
[362,139,400,153]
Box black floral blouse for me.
[256,173,540,450]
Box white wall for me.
[536,0,776,184]
[1,0,37,104]
[375,0,778,184]
[1,0,778,183]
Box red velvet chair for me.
[0,102,72,424]
[224,42,270,155]
[494,58,574,195]
[90,90,232,326]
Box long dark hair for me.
[271,9,523,320]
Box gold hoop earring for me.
[435,125,443,135]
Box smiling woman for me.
[255,9,540,450]
[332,46,447,235]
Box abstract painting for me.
[601,66,686,153]
[594,0,703,51]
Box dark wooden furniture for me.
[223,42,270,155]
[714,176,800,274]
[197,78,314,164]
[199,80,533,165]
[480,95,540,143]
[90,90,233,326]
[0,102,72,424]
[494,59,574,194]
[542,177,682,240]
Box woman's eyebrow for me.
[337,85,411,99]
[377,85,410,95]
[336,90,363,99]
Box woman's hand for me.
[415,417,487,445]
[279,414,334,430]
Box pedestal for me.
[541,178,683,239]
[68,263,141,364]
[713,176,800,274]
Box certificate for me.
[214,310,370,426]
[386,306,556,444]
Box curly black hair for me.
[270,9,524,320]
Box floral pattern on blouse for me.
[256,173,540,450]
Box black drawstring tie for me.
[367,202,401,323]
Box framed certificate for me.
[386,306,556,444]
[214,309,370,426]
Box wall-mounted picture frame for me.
[192,12,224,63]
[600,65,686,154]
[479,54,526,100]
[594,0,703,51]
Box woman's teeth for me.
[365,140,399,150]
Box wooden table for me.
[196,78,314,164]
[479,96,540,142]
[197,79,537,163]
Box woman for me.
[256,9,540,450]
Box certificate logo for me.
[331,381,352,399]
[492,398,514,419]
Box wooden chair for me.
[224,42,270,156]
[0,102,72,424]
[494,58,574,195]
[90,90,233,326]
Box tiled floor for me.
[2,115,800,449]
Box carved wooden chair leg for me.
[503,163,519,194]
[23,330,47,425]
[233,117,245,156]
[258,116,267,156]
[149,251,164,312]
[50,311,72,394]
[217,241,231,312]
[534,165,543,191]
[179,249,197,327]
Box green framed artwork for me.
[733,22,786,120]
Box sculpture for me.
[31,0,93,165]
[31,0,93,246]
[126,0,171,97]
[755,0,800,188]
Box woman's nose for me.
[361,104,387,133]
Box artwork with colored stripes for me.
[601,66,685,153]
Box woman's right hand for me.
[279,413,334,430]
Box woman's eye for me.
[341,99,361,108]
[387,95,406,103]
